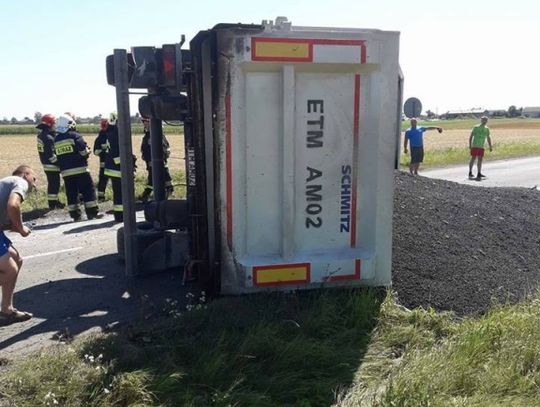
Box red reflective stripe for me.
[351,74,360,248]
[251,37,367,63]
[328,259,361,282]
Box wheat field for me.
[0,133,185,186]
[408,128,540,150]
[1,126,539,186]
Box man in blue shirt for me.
[403,118,443,175]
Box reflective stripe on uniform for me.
[113,205,123,212]
[98,192,105,197]
[99,162,105,168]
[61,167,89,177]
[49,155,58,163]
[84,200,98,209]
[47,194,59,200]
[113,157,121,165]
[68,204,79,211]
[43,164,60,172]
[94,149,102,155]
[146,185,154,190]
[104,169,121,178]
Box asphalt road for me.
[2,156,538,360]
[0,210,190,360]
[423,156,540,189]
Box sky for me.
[1,0,539,118]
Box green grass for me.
[0,289,384,407]
[400,117,540,131]
[0,124,184,135]
[341,291,540,407]
[401,141,540,169]
[4,290,540,406]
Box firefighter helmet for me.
[56,114,76,133]
[100,118,109,131]
[109,112,117,125]
[41,114,56,127]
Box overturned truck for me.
[107,17,402,294]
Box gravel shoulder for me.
[392,172,540,315]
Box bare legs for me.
[469,156,476,175]
[409,162,420,175]
[0,246,22,313]
[477,156,483,175]
[469,156,484,177]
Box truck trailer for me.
[107,17,402,295]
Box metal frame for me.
[113,49,138,276]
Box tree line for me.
[1,112,143,125]
[424,105,524,120]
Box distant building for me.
[485,109,507,118]
[522,107,540,118]
[441,108,486,120]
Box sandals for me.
[0,309,33,326]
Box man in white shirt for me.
[0,165,35,326]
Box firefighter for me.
[93,118,110,202]
[36,114,65,209]
[138,117,173,202]
[54,114,102,221]
[103,113,123,222]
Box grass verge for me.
[401,141,540,169]
[338,291,540,406]
[3,290,540,406]
[0,289,384,407]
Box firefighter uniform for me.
[93,129,109,202]
[139,129,173,202]
[36,123,63,209]
[54,129,99,220]
[104,123,123,222]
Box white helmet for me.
[56,114,76,133]
[109,112,117,125]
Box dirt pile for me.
[392,172,540,315]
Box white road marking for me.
[24,247,84,260]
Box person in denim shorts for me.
[0,165,36,326]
